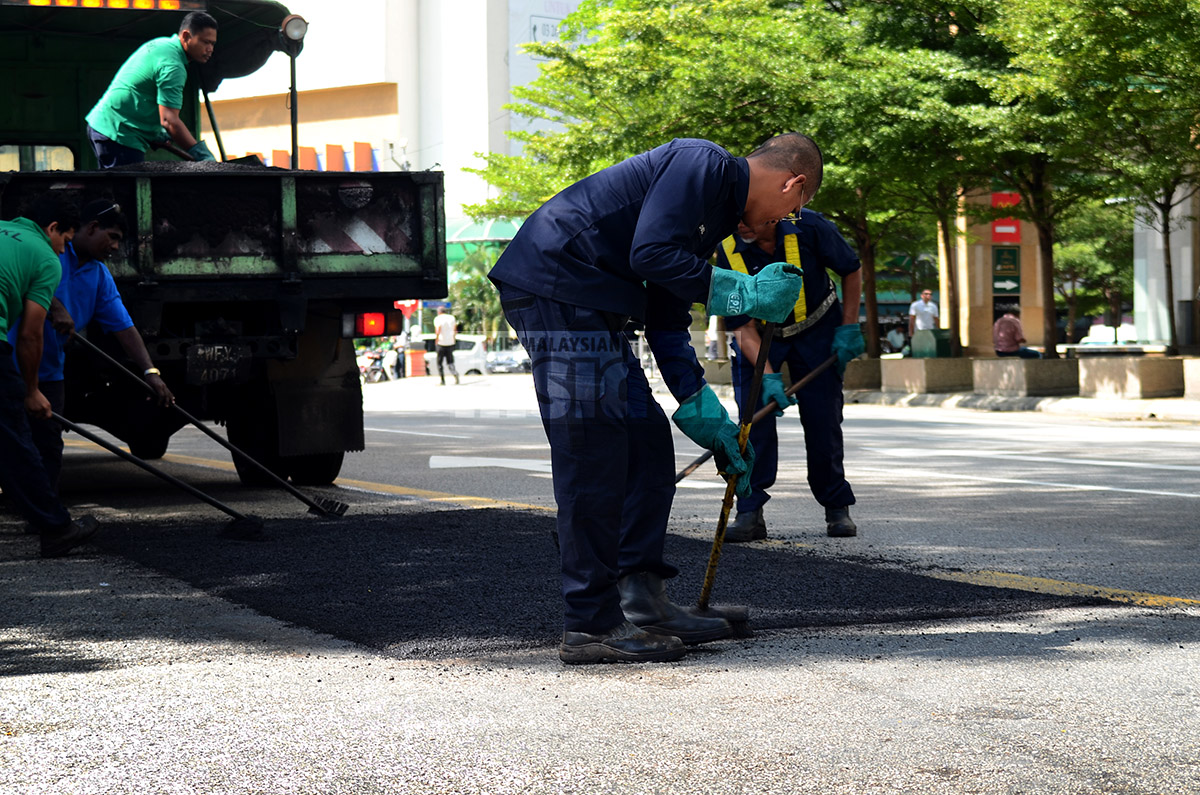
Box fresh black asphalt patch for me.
[88,507,1111,659]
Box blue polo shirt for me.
[7,242,134,381]
[490,138,748,320]
[716,210,860,332]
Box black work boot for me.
[725,507,767,543]
[825,506,857,538]
[40,515,100,558]
[618,571,732,644]
[559,620,685,664]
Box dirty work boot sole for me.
[560,621,685,665]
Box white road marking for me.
[430,455,553,473]
[862,446,1200,473]
[855,465,1200,499]
[366,427,470,439]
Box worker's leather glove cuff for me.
[188,140,217,162]
[707,263,803,323]
[832,324,866,377]
[672,385,755,496]
[760,372,794,417]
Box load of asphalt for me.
[88,507,1110,660]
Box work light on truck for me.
[4,0,206,8]
[343,311,404,339]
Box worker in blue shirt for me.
[0,193,100,558]
[716,211,864,542]
[9,200,175,492]
[490,133,821,664]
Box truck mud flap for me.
[274,381,365,456]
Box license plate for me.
[186,343,252,385]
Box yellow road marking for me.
[928,570,1200,608]
[64,439,1198,607]
[67,437,552,512]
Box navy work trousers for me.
[0,343,71,531]
[87,125,145,169]
[499,285,678,633]
[28,380,66,494]
[730,319,855,513]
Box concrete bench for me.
[972,358,1079,397]
[843,358,880,391]
[1078,356,1184,399]
[881,358,972,394]
[1186,360,1200,400]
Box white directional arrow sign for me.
[994,279,1019,291]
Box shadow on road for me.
[71,507,1115,660]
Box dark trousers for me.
[997,347,1043,359]
[499,285,678,633]
[87,124,145,169]
[436,345,457,381]
[28,380,66,494]
[730,319,855,513]
[0,343,70,531]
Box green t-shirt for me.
[85,35,188,151]
[0,217,62,339]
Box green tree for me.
[448,247,507,338]
[1053,199,1135,342]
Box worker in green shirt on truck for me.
[84,11,219,168]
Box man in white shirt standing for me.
[908,288,939,337]
[433,306,459,385]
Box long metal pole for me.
[201,88,228,162]
[290,54,299,168]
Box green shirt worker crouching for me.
[85,11,219,168]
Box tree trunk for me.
[938,214,962,357]
[1066,291,1077,344]
[1036,220,1058,358]
[849,210,881,358]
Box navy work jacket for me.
[490,138,748,321]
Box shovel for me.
[151,138,264,166]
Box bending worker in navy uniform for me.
[0,194,100,558]
[716,210,864,542]
[490,133,821,664]
[10,200,175,494]
[85,11,219,168]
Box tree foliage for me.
[465,0,1188,353]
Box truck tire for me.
[285,452,345,486]
[226,411,287,487]
[128,435,170,461]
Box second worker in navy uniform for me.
[490,133,821,665]
[715,207,864,542]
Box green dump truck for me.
[0,0,447,485]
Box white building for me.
[205,0,581,223]
[1132,192,1198,347]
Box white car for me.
[422,334,488,376]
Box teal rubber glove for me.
[188,140,217,162]
[832,323,866,377]
[672,385,756,498]
[708,262,804,323]
[760,372,795,417]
